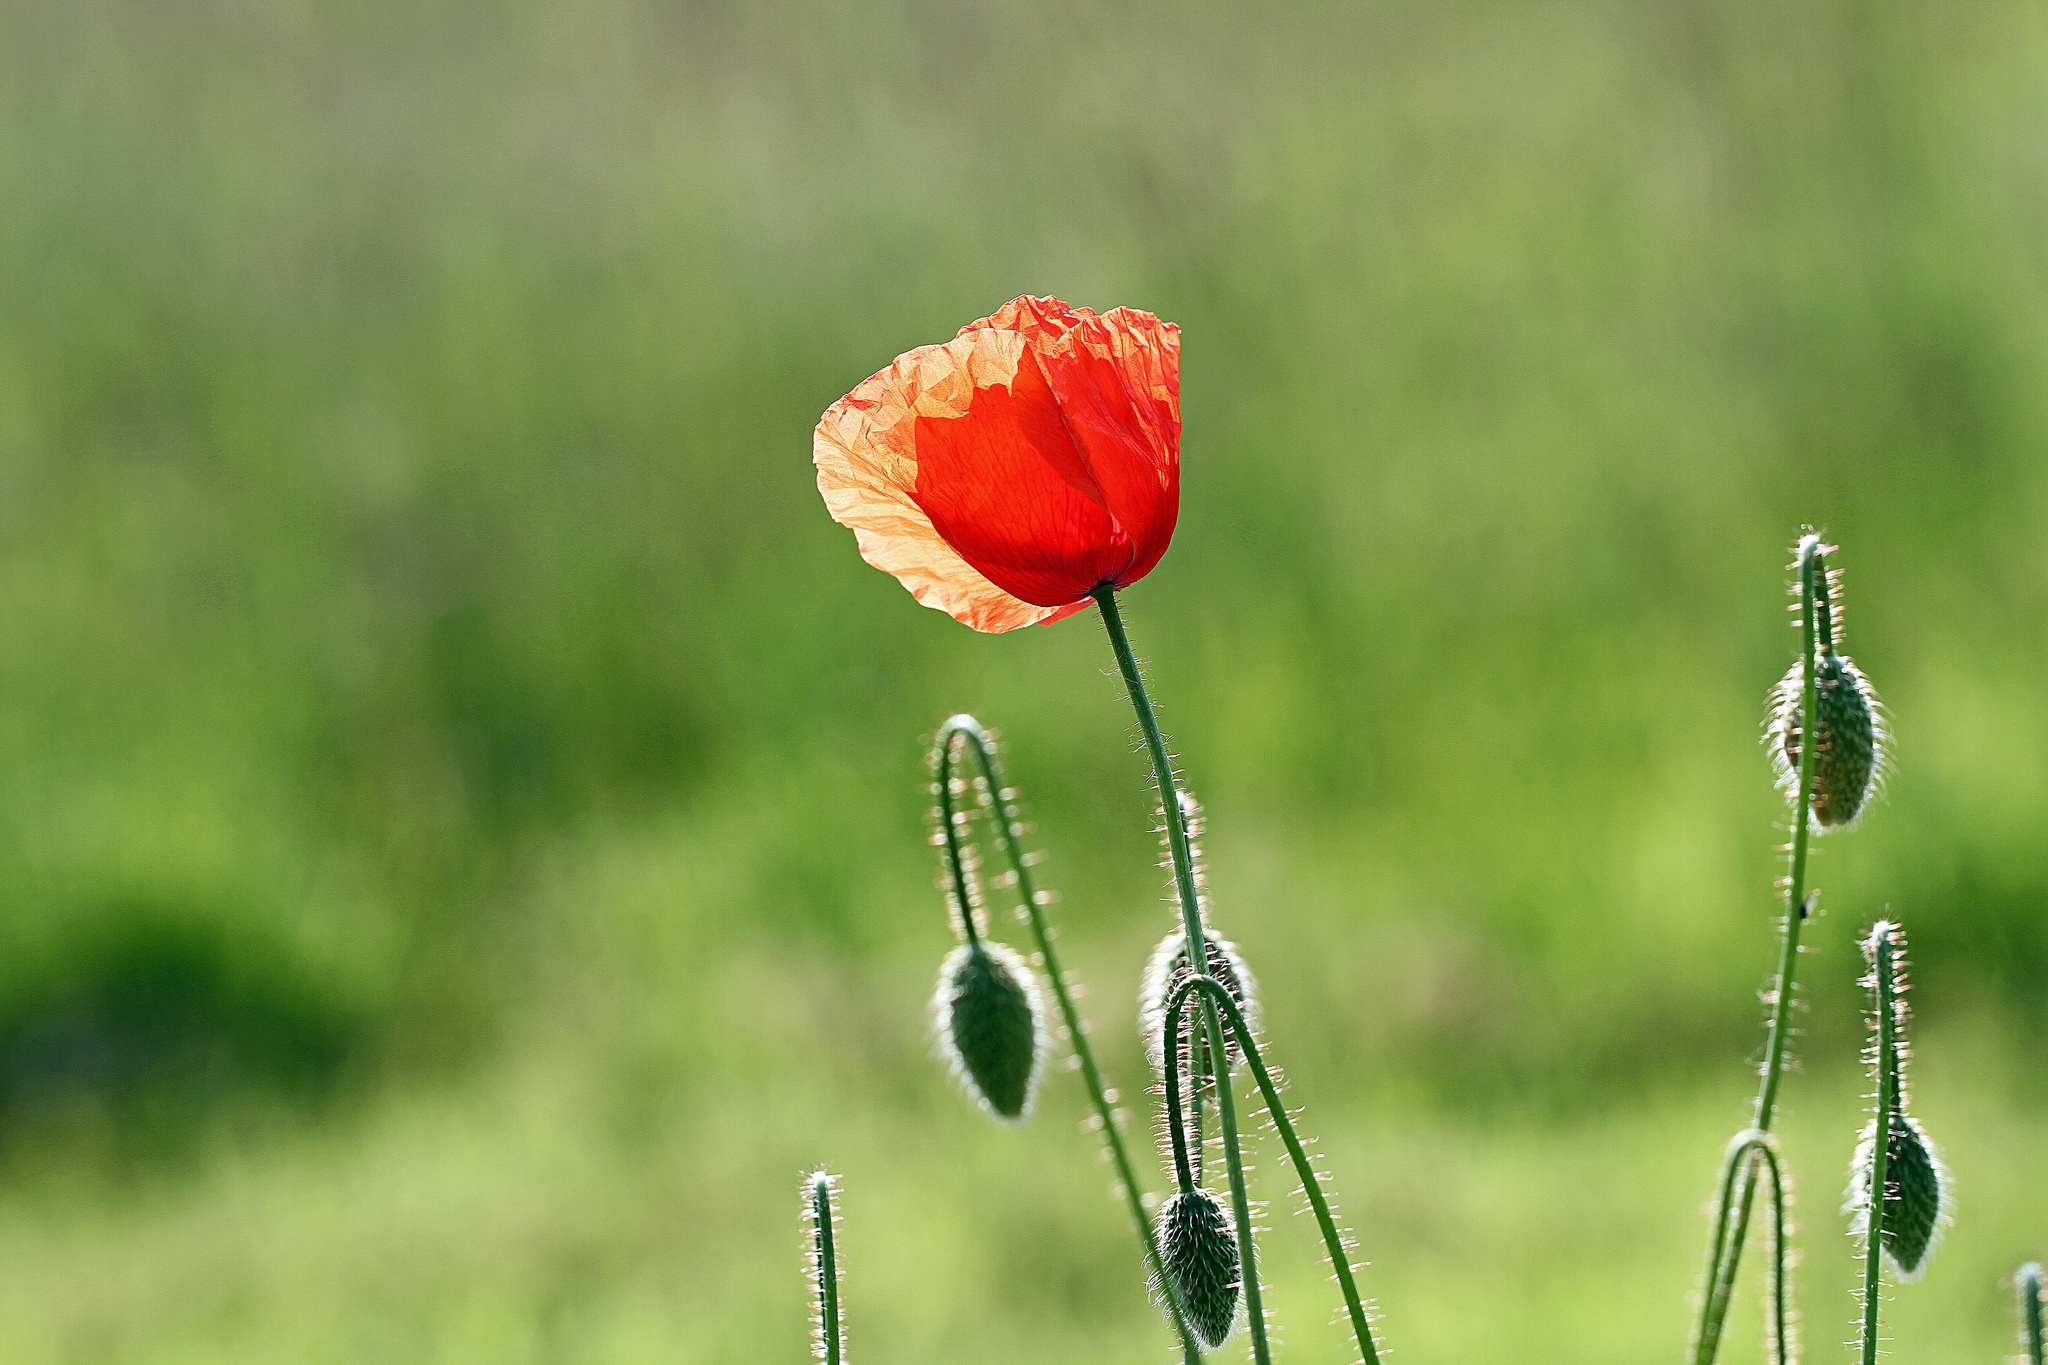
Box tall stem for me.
[1694,538,1826,1365]
[1094,585,1270,1365]
[934,716,1203,1363]
[1210,1044,1268,1364]
[2020,1262,2045,1365]
[1859,930,1898,1365]
[1757,537,1825,1130]
[808,1174,843,1365]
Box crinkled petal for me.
[957,295,1098,349]
[814,338,1068,632]
[1036,307,1181,587]
[909,333,1130,607]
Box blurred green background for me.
[3,0,2046,1360]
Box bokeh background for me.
[3,1,2047,1361]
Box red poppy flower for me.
[814,295,1180,632]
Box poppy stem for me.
[1859,926,1900,1365]
[1093,585,1271,1365]
[932,736,982,950]
[2019,1262,2045,1365]
[806,1173,843,1365]
[933,715,1205,1362]
[1693,537,1826,1365]
[1697,1133,1792,1365]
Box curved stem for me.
[932,732,982,949]
[1170,976,1385,1365]
[1694,1133,1792,1365]
[933,717,1203,1363]
[1091,587,1209,976]
[1093,587,1269,1365]
[1860,931,1898,1365]
[1695,537,1827,1364]
[1763,1143,1789,1365]
[1160,996,1200,1196]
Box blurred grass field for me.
[3,0,2048,1360]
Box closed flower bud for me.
[1139,927,1258,1084]
[1774,650,1884,828]
[1847,1111,1951,1281]
[1846,920,1950,1281]
[1769,543,1888,831]
[1881,1112,1947,1280]
[1152,1188,1240,1348]
[934,941,1044,1122]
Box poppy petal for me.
[815,341,1068,633]
[911,330,1123,607]
[1035,307,1181,587]
[957,294,1097,349]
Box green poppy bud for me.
[1153,1188,1240,1348]
[934,941,1043,1122]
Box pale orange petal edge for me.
[814,334,1083,633]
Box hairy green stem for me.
[1093,585,1269,1365]
[933,716,1203,1363]
[1161,1004,1200,1197]
[2020,1262,2045,1365]
[1210,1032,1266,1363]
[1859,930,1898,1365]
[808,1174,843,1365]
[1696,1133,1792,1365]
[1167,976,1386,1365]
[1694,538,1827,1365]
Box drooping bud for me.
[934,941,1044,1122]
[1846,1111,1950,1282]
[1882,1112,1945,1279]
[1139,926,1258,1083]
[1152,1187,1240,1349]
[1772,652,1885,829]
[1768,542,1888,831]
[1846,921,1950,1280]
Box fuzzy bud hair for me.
[1152,1187,1240,1349]
[1768,541,1890,831]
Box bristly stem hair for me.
[2019,1262,2045,1365]
[1693,535,1829,1365]
[932,715,1204,1363]
[1857,924,1903,1365]
[806,1171,844,1365]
